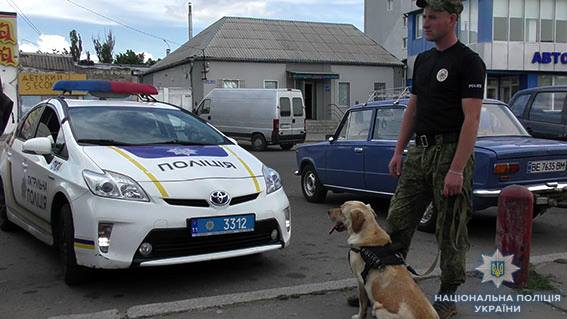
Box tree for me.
[145,58,160,66]
[92,30,115,63]
[69,30,82,62]
[114,49,145,65]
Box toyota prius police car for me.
[0,80,291,284]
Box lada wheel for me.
[418,203,437,233]
[301,164,327,203]
[0,180,15,231]
[251,134,267,151]
[58,203,88,285]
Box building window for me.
[556,76,567,86]
[223,80,240,88]
[264,80,278,89]
[403,37,408,49]
[459,0,479,43]
[339,82,350,106]
[541,0,554,42]
[510,0,524,41]
[493,0,509,41]
[373,82,386,101]
[387,0,393,11]
[416,13,423,39]
[556,0,567,43]
[525,0,539,42]
[460,0,471,43]
[403,16,408,27]
[540,75,567,86]
[469,0,479,43]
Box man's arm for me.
[443,98,481,196]
[389,94,417,176]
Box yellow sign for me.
[18,72,87,96]
[0,13,17,66]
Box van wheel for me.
[251,134,267,151]
[418,203,437,233]
[280,143,294,151]
[301,164,327,202]
[0,181,16,231]
[58,203,88,285]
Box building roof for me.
[19,52,77,72]
[146,16,403,75]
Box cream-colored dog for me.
[328,200,439,319]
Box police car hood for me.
[82,145,264,182]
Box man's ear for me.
[351,209,365,234]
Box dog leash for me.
[405,248,440,277]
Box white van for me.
[195,89,306,151]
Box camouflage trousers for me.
[386,140,474,292]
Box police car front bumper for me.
[71,187,291,269]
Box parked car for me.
[0,80,291,285]
[194,88,306,151]
[509,85,567,141]
[295,98,567,232]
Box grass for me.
[515,264,558,293]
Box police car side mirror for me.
[22,137,53,155]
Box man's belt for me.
[415,132,460,147]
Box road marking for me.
[48,309,121,319]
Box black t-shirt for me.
[411,41,486,135]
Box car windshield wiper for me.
[76,139,137,146]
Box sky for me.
[2,0,364,63]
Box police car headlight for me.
[83,170,149,202]
[263,165,282,194]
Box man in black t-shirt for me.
[385,1,486,318]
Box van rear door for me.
[278,94,293,137]
[291,95,305,136]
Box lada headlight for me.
[83,170,149,202]
[263,165,282,195]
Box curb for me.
[49,252,567,319]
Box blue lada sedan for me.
[295,99,567,232]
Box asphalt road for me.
[1,144,567,318]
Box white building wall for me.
[330,64,395,106]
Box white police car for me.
[0,80,291,284]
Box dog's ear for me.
[351,209,365,233]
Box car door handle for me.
[354,147,364,153]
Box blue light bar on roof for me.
[53,80,158,95]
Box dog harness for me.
[349,243,419,283]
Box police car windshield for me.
[478,104,530,137]
[68,107,230,146]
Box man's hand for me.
[443,170,464,196]
[389,153,403,176]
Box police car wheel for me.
[0,180,16,232]
[418,203,437,233]
[58,204,88,285]
[280,143,294,151]
[251,134,267,151]
[301,164,327,203]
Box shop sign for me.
[18,72,87,96]
[531,52,567,64]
